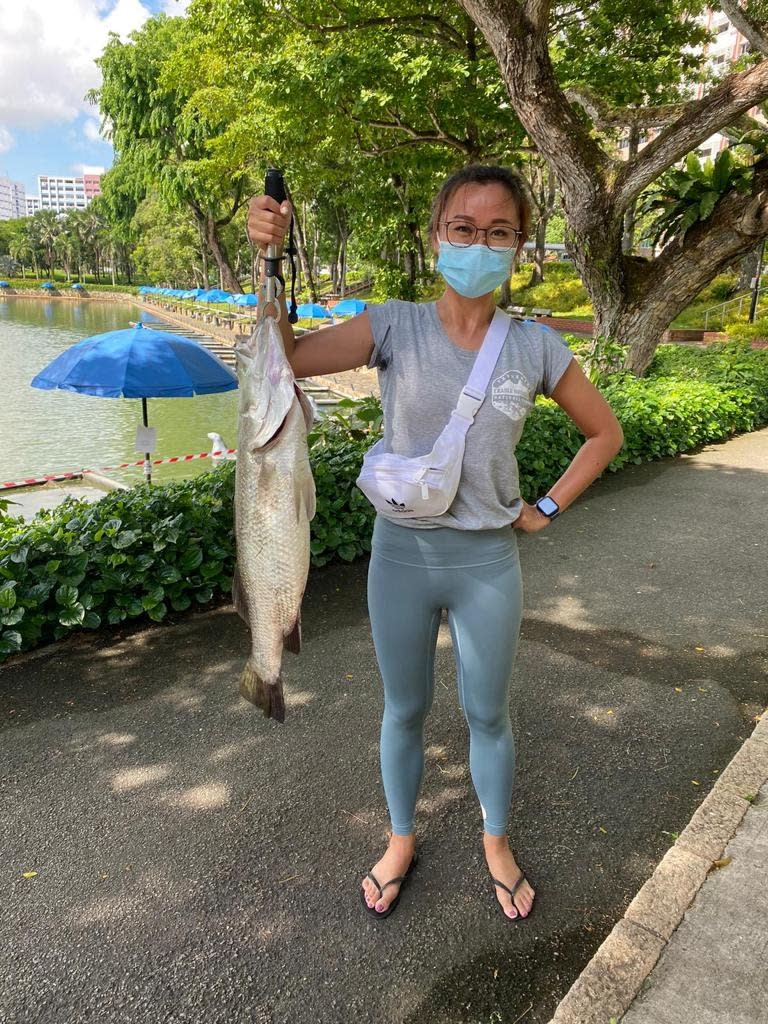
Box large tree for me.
[93,15,251,291]
[456,0,768,372]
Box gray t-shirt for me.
[366,299,574,530]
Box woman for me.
[247,165,623,922]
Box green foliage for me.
[723,318,768,344]
[510,264,590,315]
[638,149,753,248]
[579,333,629,386]
[372,264,418,303]
[0,467,236,659]
[309,439,376,566]
[4,338,768,662]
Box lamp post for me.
[748,238,765,323]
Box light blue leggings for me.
[367,515,524,837]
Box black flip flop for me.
[360,851,419,920]
[489,868,534,922]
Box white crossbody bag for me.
[356,307,510,518]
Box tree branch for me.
[614,58,768,211]
[526,0,552,32]
[360,113,473,155]
[631,157,768,301]
[718,0,768,56]
[282,10,467,52]
[564,85,688,130]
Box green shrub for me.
[0,467,236,658]
[3,343,767,660]
[723,317,768,343]
[371,264,417,302]
[4,278,138,295]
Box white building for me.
[38,175,87,212]
[37,167,104,212]
[25,196,41,215]
[0,177,26,220]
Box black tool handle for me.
[265,167,287,206]
[264,168,286,280]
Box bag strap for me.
[453,307,510,422]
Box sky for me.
[0,0,190,196]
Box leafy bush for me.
[723,317,768,343]
[371,264,417,302]
[3,278,138,294]
[3,342,767,659]
[0,467,236,658]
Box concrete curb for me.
[547,709,768,1024]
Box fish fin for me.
[232,563,250,625]
[283,615,301,654]
[305,476,316,522]
[293,467,316,523]
[294,383,316,432]
[239,662,286,723]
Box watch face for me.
[537,496,559,517]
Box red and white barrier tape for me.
[1,449,238,490]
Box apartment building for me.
[0,177,26,220]
[25,196,41,215]
[37,168,103,213]
[38,175,87,212]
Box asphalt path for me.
[2,428,767,1024]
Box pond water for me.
[0,297,239,487]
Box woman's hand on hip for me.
[247,195,292,253]
[512,501,551,533]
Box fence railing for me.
[703,285,768,331]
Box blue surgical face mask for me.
[436,241,514,299]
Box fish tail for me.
[239,660,286,723]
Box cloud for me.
[0,127,13,155]
[83,117,104,143]
[71,163,107,176]
[0,0,154,134]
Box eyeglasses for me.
[440,219,522,253]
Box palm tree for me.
[8,235,33,279]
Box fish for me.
[232,313,316,722]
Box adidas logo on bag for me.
[386,497,414,513]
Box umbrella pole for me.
[142,397,152,486]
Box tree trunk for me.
[622,125,641,255]
[737,243,762,290]
[339,233,348,297]
[416,225,426,275]
[287,194,318,302]
[528,215,548,286]
[203,214,242,292]
[197,221,210,287]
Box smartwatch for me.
[535,495,560,520]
